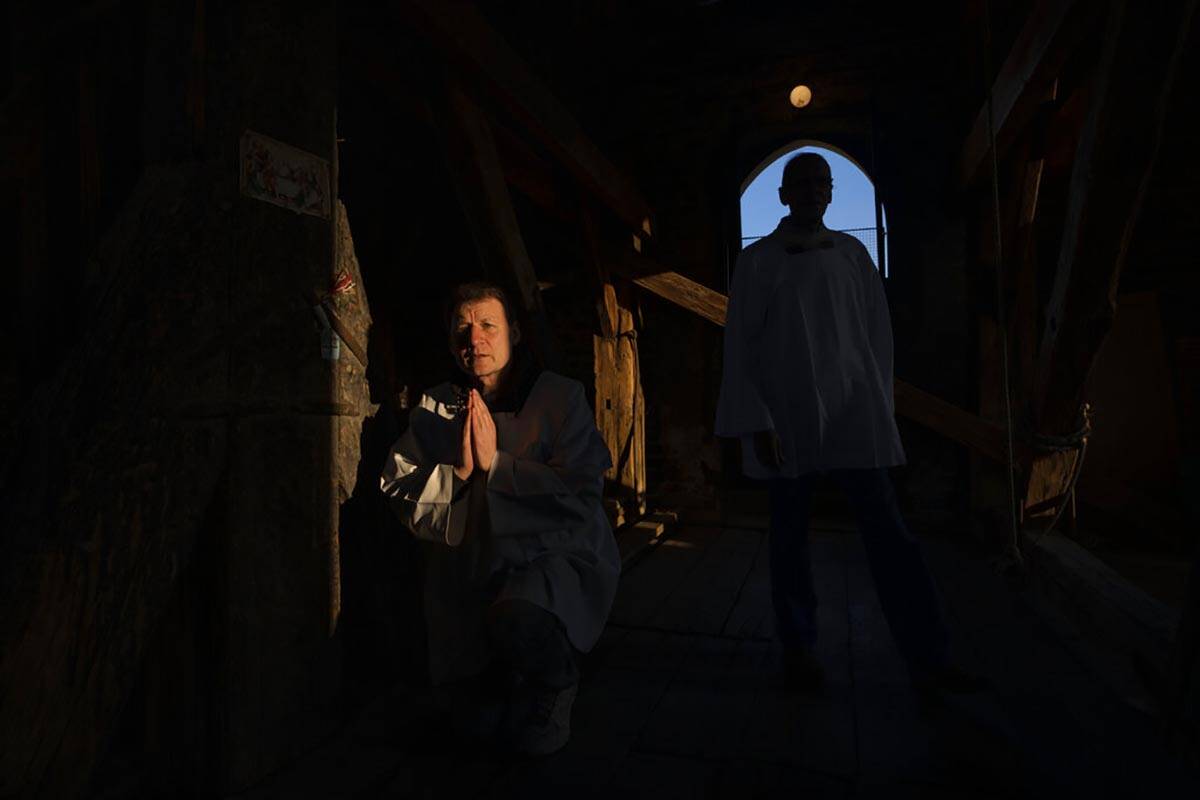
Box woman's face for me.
[450,297,517,382]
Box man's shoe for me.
[509,682,577,756]
[783,648,826,693]
[911,662,989,695]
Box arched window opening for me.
[740,142,889,277]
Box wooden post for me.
[616,284,647,519]
[1034,0,1197,435]
[1009,90,1084,525]
[583,205,646,526]
[1011,140,1047,409]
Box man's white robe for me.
[380,371,620,684]
[715,219,906,479]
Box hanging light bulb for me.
[789,85,813,108]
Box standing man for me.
[716,152,977,693]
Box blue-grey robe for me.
[381,371,619,684]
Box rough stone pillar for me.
[0,2,362,796]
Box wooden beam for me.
[1011,140,1070,522]
[430,78,561,368]
[628,268,730,329]
[893,379,1018,465]
[348,47,578,231]
[1034,0,1197,433]
[494,122,576,226]
[975,106,1051,426]
[973,102,1053,514]
[958,0,1081,187]
[1012,152,1046,407]
[397,0,654,238]
[608,255,1016,463]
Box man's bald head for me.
[779,152,833,226]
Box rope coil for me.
[1024,403,1093,543]
[1023,404,1093,454]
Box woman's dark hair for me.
[443,281,517,334]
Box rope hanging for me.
[982,0,1023,569]
[981,4,1095,563]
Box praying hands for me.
[454,389,498,481]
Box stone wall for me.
[0,2,358,795]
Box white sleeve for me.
[379,405,472,546]
[715,247,775,437]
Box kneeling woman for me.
[380,282,620,755]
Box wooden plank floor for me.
[242,518,1199,799]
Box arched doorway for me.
[740,141,889,277]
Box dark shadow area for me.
[335,401,429,704]
[243,515,1200,798]
[3,1,1198,796]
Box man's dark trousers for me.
[768,468,950,670]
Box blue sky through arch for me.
[740,144,888,274]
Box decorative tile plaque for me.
[240,130,331,219]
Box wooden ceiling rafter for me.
[395,0,655,238]
[957,0,1086,189]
